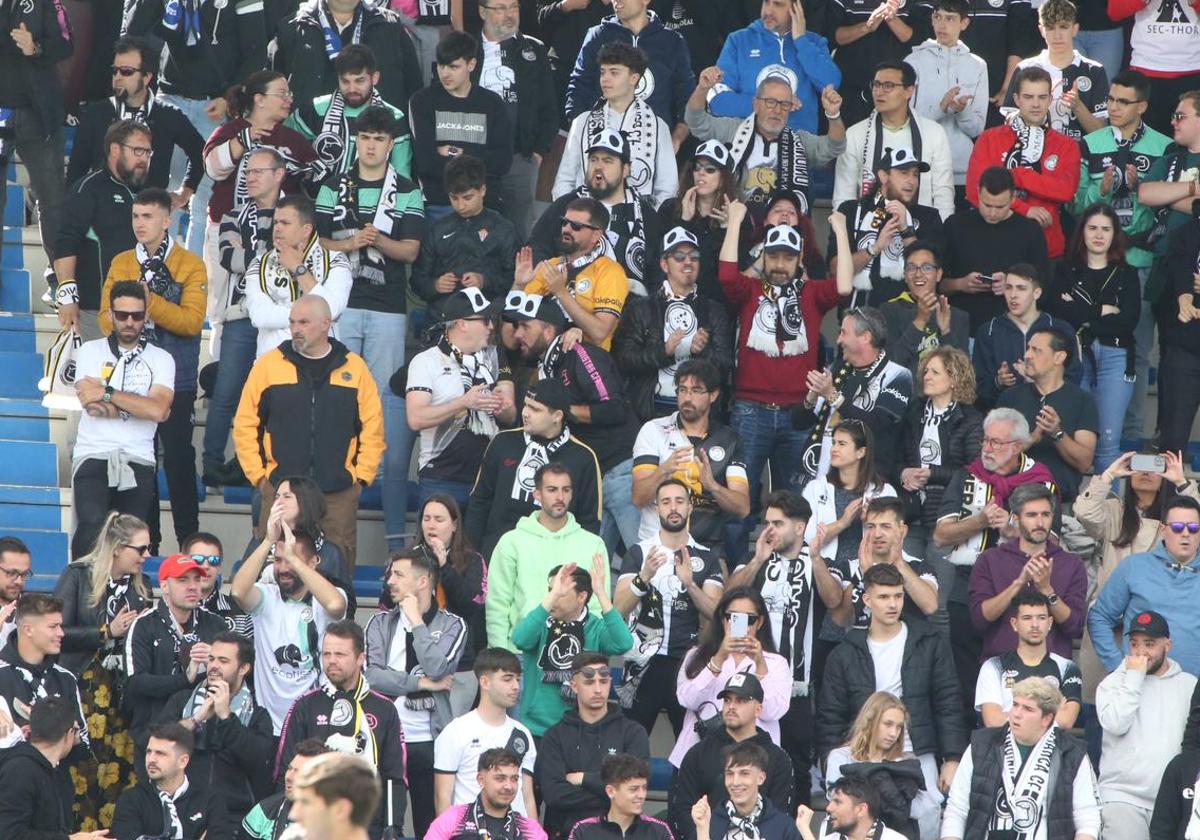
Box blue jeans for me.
[162,93,218,254]
[730,398,809,545]
[202,317,258,470]
[600,458,641,560]
[417,476,472,515]
[1082,341,1135,474]
[338,307,413,547]
[1124,267,1153,441]
[1074,29,1125,83]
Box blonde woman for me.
[825,692,943,840]
[55,511,153,829]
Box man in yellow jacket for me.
[233,294,385,574]
[100,187,207,549]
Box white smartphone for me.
[729,612,750,639]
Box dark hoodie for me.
[0,741,73,840]
[1151,749,1200,840]
[669,727,794,840]
[536,703,651,837]
[706,795,802,840]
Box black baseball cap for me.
[718,672,765,702]
[1127,610,1170,639]
[526,378,572,414]
[502,290,571,330]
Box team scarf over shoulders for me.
[996,724,1058,840]
[582,100,659,195]
[318,675,379,763]
[439,336,498,439]
[729,115,811,214]
[724,795,765,840]
[256,234,334,301]
[745,273,807,357]
[233,137,309,210]
[1109,123,1147,227]
[572,185,649,282]
[858,111,923,199]
[328,164,404,281]
[512,426,570,503]
[762,548,815,695]
[110,94,153,125]
[658,281,700,396]
[850,194,907,291]
[317,0,363,61]
[311,88,384,182]
[799,350,892,480]
[135,237,177,337]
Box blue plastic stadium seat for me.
[0,351,42,399]
[156,469,208,503]
[0,398,49,440]
[0,484,61,531]
[0,439,56,486]
[650,758,673,792]
[0,270,30,314]
[3,185,23,228]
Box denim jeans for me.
[1074,29,1125,83]
[416,476,472,514]
[338,307,413,546]
[729,398,809,544]
[600,458,641,561]
[1123,267,1153,441]
[0,107,64,267]
[202,317,258,470]
[1082,341,1135,474]
[161,93,218,254]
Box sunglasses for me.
[668,251,701,263]
[111,65,144,77]
[693,163,722,175]
[113,309,147,322]
[1167,522,1200,534]
[723,611,760,622]
[123,543,152,555]
[189,553,222,567]
[560,217,601,232]
[575,666,612,680]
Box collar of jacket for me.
[599,9,665,37]
[844,615,930,650]
[279,336,351,369]
[0,635,52,675]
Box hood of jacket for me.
[557,703,633,733]
[513,511,585,541]
[0,739,54,776]
[597,10,667,41]
[909,38,975,61]
[278,336,352,371]
[0,636,54,674]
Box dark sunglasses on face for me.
[190,554,222,567]
[560,217,600,232]
[123,543,152,555]
[111,65,144,77]
[693,163,722,175]
[1168,522,1200,534]
[113,309,147,322]
[576,666,612,680]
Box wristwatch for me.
[1052,429,1065,441]
[291,263,310,280]
[1046,592,1060,605]
[102,386,114,403]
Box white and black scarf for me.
[920,400,955,468]
[582,101,659,194]
[851,194,908,293]
[746,277,807,357]
[255,235,333,302]
[537,334,566,382]
[111,94,153,125]
[658,281,700,397]
[995,724,1058,840]
[539,608,586,685]
[800,351,891,480]
[182,679,256,748]
[724,795,765,840]
[319,676,379,765]
[135,238,177,339]
[328,164,403,282]
[512,426,570,503]
[821,817,889,840]
[762,549,815,693]
[155,601,200,672]
[317,1,363,61]
[459,796,523,840]
[729,115,810,212]
[574,185,649,283]
[157,776,189,839]
[233,137,307,210]
[312,88,385,182]
[441,336,498,438]
[858,111,923,199]
[103,332,150,424]
[1005,114,1047,169]
[1110,123,1147,227]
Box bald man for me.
[234,293,385,575]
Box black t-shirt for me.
[620,540,724,659]
[996,382,1099,499]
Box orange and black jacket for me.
[234,338,384,493]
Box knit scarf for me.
[255,235,333,302]
[920,399,956,467]
[440,336,498,438]
[539,608,586,684]
[724,795,765,840]
[321,676,379,764]
[458,796,523,840]
[1005,114,1046,169]
[965,457,1057,509]
[233,135,307,210]
[746,275,807,357]
[574,185,648,283]
[511,426,570,503]
[136,235,175,300]
[312,88,385,181]
[182,679,256,748]
[1110,123,1147,227]
[729,115,811,213]
[111,94,153,125]
[317,1,363,61]
[329,164,403,282]
[155,601,199,674]
[103,332,149,424]
[161,0,203,47]
[800,352,890,480]
[858,111,923,199]
[763,549,814,693]
[658,281,700,397]
[537,334,565,382]
[851,194,907,292]
[582,100,659,194]
[996,724,1057,840]
[616,565,666,709]
[157,776,189,839]
[821,817,889,840]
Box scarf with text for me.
[1005,114,1046,169]
[312,87,385,182]
[512,426,570,503]
[255,235,333,302]
[539,609,586,685]
[851,194,907,291]
[763,549,814,693]
[317,1,363,61]
[799,351,891,480]
[329,164,403,283]
[746,275,807,357]
[458,796,523,840]
[995,724,1057,840]
[441,336,498,438]
[858,111,923,199]
[574,185,649,282]
[537,334,565,382]
[1110,122,1147,227]
[729,115,811,213]
[658,281,700,396]
[724,795,765,840]
[582,101,659,194]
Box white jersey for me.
[433,709,537,815]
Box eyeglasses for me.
[263,90,295,99]
[676,386,710,396]
[244,166,282,177]
[723,611,760,622]
[1105,95,1143,107]
[120,144,154,159]
[754,96,791,111]
[560,217,601,232]
[111,65,144,77]
[693,164,722,175]
[981,436,1016,449]
[1168,522,1200,534]
[668,251,701,263]
[870,80,909,93]
[112,309,147,322]
[575,666,612,680]
[1171,111,1198,123]
[123,543,152,555]
[0,568,33,581]
[189,554,222,567]
[904,263,938,276]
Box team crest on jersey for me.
[1045,155,1059,171]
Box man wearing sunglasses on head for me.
[1090,496,1200,677]
[70,281,175,558]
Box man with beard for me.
[1096,611,1196,840]
[241,739,332,840]
[941,677,1100,840]
[231,522,349,734]
[0,537,31,648]
[614,479,726,738]
[976,590,1083,728]
[728,491,847,808]
[275,620,407,838]
[797,776,908,840]
[614,231,735,423]
[521,190,630,350]
[465,377,603,560]
[160,632,275,823]
[428,749,549,840]
[287,45,413,184]
[829,146,947,308]
[968,483,1087,692]
[54,120,151,340]
[629,360,747,551]
[68,36,205,204]
[687,67,846,217]
[529,131,662,293]
[719,200,853,533]
[183,533,251,636]
[793,306,913,484]
[967,66,1082,260]
[505,287,642,555]
[537,652,651,838]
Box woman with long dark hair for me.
[659,140,739,303]
[244,476,346,581]
[668,586,790,767]
[1047,203,1141,473]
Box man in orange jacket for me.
[100,186,207,549]
[967,66,1081,260]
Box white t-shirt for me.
[388,615,433,743]
[433,709,537,815]
[74,338,175,463]
[868,623,910,750]
[250,581,346,733]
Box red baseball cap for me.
[158,554,210,584]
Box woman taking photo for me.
[825,692,943,840]
[668,586,790,767]
[1047,203,1140,473]
[54,512,153,829]
[659,140,738,303]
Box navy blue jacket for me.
[707,797,802,840]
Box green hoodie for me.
[485,512,612,653]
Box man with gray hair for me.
[941,676,1101,840]
[933,408,1059,724]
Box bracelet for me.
[824,111,841,121]
[707,658,722,676]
